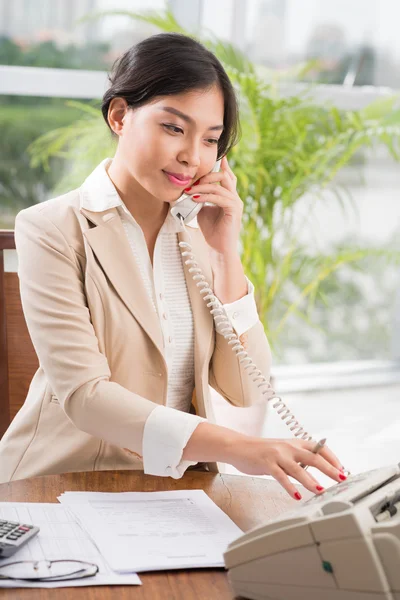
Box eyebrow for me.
[160,106,224,131]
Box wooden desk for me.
[0,470,297,599]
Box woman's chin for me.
[164,193,184,205]
[145,187,180,204]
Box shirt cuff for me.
[214,277,259,337]
[142,405,207,479]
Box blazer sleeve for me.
[208,314,273,409]
[15,207,159,454]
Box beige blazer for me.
[0,176,272,483]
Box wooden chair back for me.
[0,231,38,439]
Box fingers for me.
[192,157,236,192]
[269,465,303,500]
[195,162,237,192]
[196,172,225,185]
[319,445,344,471]
[191,194,242,217]
[191,182,232,198]
[189,180,240,211]
[299,440,345,473]
[221,155,237,182]
[189,178,241,207]
[297,449,346,484]
[191,185,232,201]
[260,438,346,500]
[283,461,325,495]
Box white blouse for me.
[81,159,259,477]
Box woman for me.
[0,33,345,498]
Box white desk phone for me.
[171,160,400,599]
[224,463,400,600]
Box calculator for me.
[0,520,40,559]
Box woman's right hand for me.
[227,436,346,500]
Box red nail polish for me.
[193,180,200,186]
[316,485,324,492]
[339,473,347,481]
[184,187,191,192]
[192,195,201,199]
[294,492,302,501]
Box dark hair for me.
[101,33,240,159]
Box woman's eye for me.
[163,124,219,145]
[163,124,183,134]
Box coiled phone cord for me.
[178,237,313,442]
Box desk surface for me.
[0,470,296,599]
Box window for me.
[0,0,167,70]
[0,96,92,226]
[244,0,400,89]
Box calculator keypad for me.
[0,520,39,557]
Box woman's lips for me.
[163,171,192,187]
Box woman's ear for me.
[107,98,129,136]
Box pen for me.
[299,438,326,470]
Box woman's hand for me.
[183,422,346,500]
[227,436,346,500]
[189,155,242,256]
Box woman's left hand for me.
[190,156,243,256]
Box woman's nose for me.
[178,147,200,169]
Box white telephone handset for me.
[170,159,221,225]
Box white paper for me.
[0,503,141,588]
[58,490,243,573]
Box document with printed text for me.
[58,490,242,573]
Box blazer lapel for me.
[80,207,164,358]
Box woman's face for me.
[112,85,224,202]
